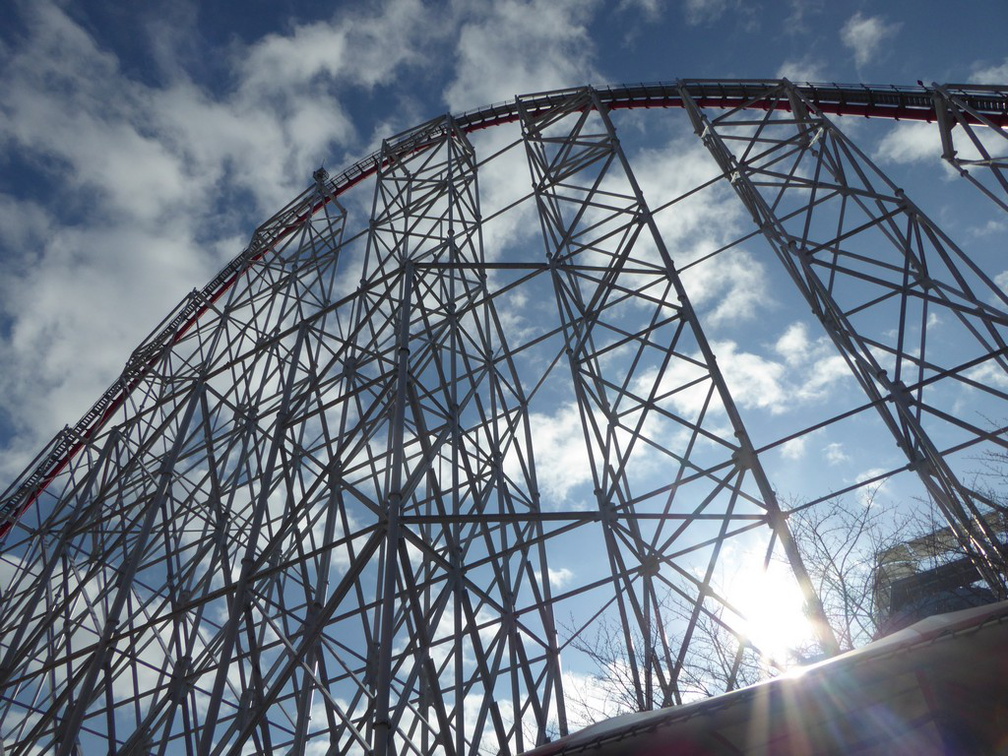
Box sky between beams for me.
[0,0,1007,484]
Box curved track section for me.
[2,79,1007,530]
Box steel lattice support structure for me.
[0,80,1007,755]
[930,83,1008,211]
[517,89,839,704]
[678,82,1008,591]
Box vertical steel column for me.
[372,259,413,756]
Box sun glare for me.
[729,561,816,670]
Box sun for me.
[728,559,817,669]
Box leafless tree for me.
[563,491,921,724]
[563,589,766,724]
[785,491,913,651]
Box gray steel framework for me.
[0,80,1006,755]
[930,83,1008,211]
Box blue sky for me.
[1,0,1007,482]
[0,0,1007,740]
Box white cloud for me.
[784,0,824,33]
[683,0,731,26]
[548,567,575,588]
[685,0,758,28]
[873,120,1006,174]
[774,322,811,365]
[972,220,1007,238]
[682,247,768,325]
[709,340,787,413]
[780,436,807,460]
[634,137,769,326]
[823,442,849,465]
[561,667,628,730]
[444,0,600,111]
[967,362,1008,390]
[776,57,826,84]
[0,196,51,256]
[0,0,440,477]
[629,321,854,424]
[641,342,780,419]
[873,122,943,165]
[971,58,1008,85]
[617,0,663,20]
[239,0,431,94]
[840,13,901,68]
[773,322,851,403]
[528,403,593,503]
[239,24,352,94]
[465,127,541,258]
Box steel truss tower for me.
[1,80,1007,755]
